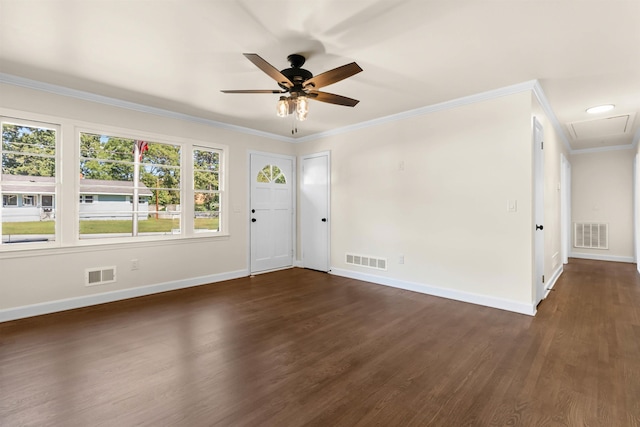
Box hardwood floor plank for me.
[2,259,640,426]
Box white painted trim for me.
[570,252,635,263]
[0,269,249,323]
[0,72,295,143]
[531,81,572,153]
[560,153,571,264]
[571,144,636,155]
[295,80,541,143]
[330,268,536,316]
[635,153,640,273]
[293,260,304,268]
[544,265,563,299]
[12,72,638,155]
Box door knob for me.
[252,218,257,222]
[321,218,327,222]
[536,224,543,230]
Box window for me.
[1,119,58,246]
[257,165,286,184]
[193,147,221,232]
[3,194,17,206]
[22,195,35,206]
[79,132,181,239]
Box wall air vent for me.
[574,223,608,249]
[85,266,117,286]
[345,253,387,270]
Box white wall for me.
[297,92,536,312]
[0,83,294,315]
[571,149,635,261]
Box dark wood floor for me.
[1,259,640,426]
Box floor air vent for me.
[85,266,117,286]
[345,253,387,270]
[574,223,608,249]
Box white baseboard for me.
[330,268,536,316]
[0,269,249,323]
[543,265,563,299]
[293,260,304,268]
[570,252,635,263]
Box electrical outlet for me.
[131,259,139,270]
[398,255,405,264]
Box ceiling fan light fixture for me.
[276,97,289,117]
[586,104,615,114]
[295,96,309,121]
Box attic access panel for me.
[568,114,633,140]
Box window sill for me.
[0,233,231,259]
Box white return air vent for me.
[345,253,387,270]
[574,223,608,249]
[85,266,117,286]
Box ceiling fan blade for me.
[221,89,286,94]
[303,62,363,89]
[307,91,360,107]
[243,53,294,88]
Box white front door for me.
[534,118,546,305]
[250,153,294,273]
[301,152,330,272]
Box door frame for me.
[300,151,331,272]
[560,153,571,265]
[247,150,296,274]
[533,117,545,305]
[635,153,640,273]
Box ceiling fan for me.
[221,53,363,123]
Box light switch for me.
[507,200,517,213]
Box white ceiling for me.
[1,0,639,151]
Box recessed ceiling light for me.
[586,104,615,114]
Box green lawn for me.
[2,218,219,235]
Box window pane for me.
[2,121,57,246]
[193,147,221,233]
[194,193,219,232]
[194,171,219,191]
[193,149,219,171]
[79,132,181,239]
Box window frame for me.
[74,124,228,246]
[1,116,60,250]
[192,146,223,234]
[0,112,228,254]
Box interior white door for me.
[250,153,293,273]
[635,154,640,273]
[301,152,330,272]
[560,153,571,265]
[534,118,546,305]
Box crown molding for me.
[3,73,604,153]
[0,72,296,143]
[530,81,573,153]
[295,80,541,143]
[571,143,637,155]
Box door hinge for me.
[542,275,545,284]
[541,141,544,150]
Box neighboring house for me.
[1,174,152,222]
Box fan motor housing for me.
[279,54,313,90]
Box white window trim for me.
[73,124,229,246]
[0,115,60,251]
